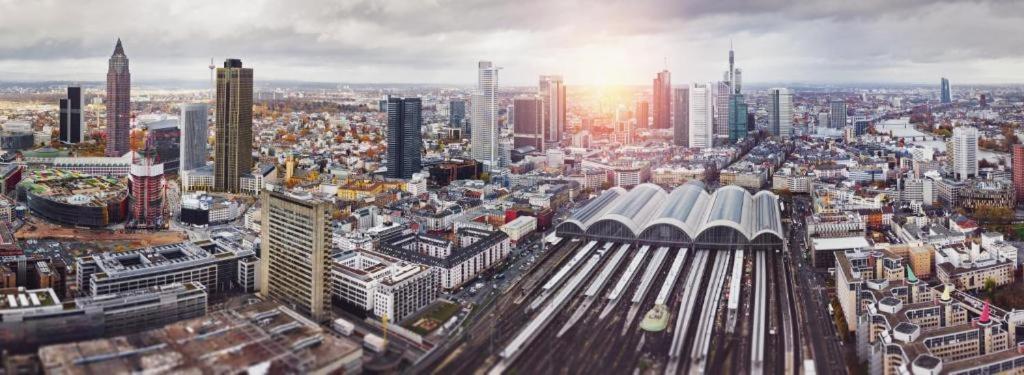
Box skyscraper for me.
[214,59,253,193]
[179,103,209,172]
[259,190,331,321]
[449,98,466,132]
[713,81,731,142]
[688,83,714,149]
[386,96,422,179]
[129,149,164,228]
[471,61,499,169]
[105,39,130,157]
[59,86,84,144]
[635,100,650,130]
[951,126,978,181]
[513,97,543,150]
[728,94,748,143]
[652,70,671,129]
[768,88,793,137]
[1013,145,1024,203]
[539,75,565,144]
[940,77,951,104]
[829,100,848,129]
[673,87,689,147]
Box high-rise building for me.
[713,81,731,141]
[688,83,714,149]
[386,96,422,179]
[829,100,848,129]
[449,98,466,132]
[940,77,952,104]
[652,70,671,129]
[513,97,543,151]
[768,88,793,137]
[105,39,131,157]
[733,68,743,94]
[634,100,651,129]
[539,75,565,144]
[471,61,499,169]
[673,87,689,147]
[1013,144,1024,203]
[951,126,978,181]
[259,190,331,321]
[179,104,209,172]
[59,86,84,144]
[214,59,253,193]
[980,94,988,108]
[129,149,164,228]
[728,94,748,143]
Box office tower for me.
[980,94,988,108]
[214,59,254,193]
[449,98,467,133]
[128,149,164,228]
[179,104,209,172]
[539,75,566,144]
[673,87,689,147]
[1014,145,1024,203]
[59,86,84,144]
[940,77,951,104]
[105,39,131,157]
[688,83,714,148]
[471,61,499,169]
[728,94,748,143]
[652,70,671,129]
[951,126,978,181]
[513,97,543,150]
[768,88,794,137]
[635,100,650,129]
[259,190,331,321]
[829,100,848,129]
[712,81,731,142]
[385,96,423,179]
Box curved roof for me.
[559,183,783,243]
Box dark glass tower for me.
[728,94,748,143]
[214,58,253,193]
[940,77,951,104]
[513,97,543,150]
[105,39,130,156]
[59,86,83,144]
[386,97,422,179]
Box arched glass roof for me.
[556,183,783,244]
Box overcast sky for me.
[0,0,1021,86]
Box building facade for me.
[179,103,209,172]
[539,75,565,145]
[768,88,793,137]
[673,87,689,147]
[214,58,254,193]
[688,83,714,148]
[652,70,671,129]
[513,96,544,151]
[259,190,332,321]
[471,61,499,169]
[59,86,84,144]
[385,96,423,179]
[105,39,131,157]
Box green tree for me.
[984,277,998,299]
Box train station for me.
[556,182,784,250]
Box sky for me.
[0,0,1022,86]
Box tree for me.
[984,278,998,300]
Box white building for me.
[688,83,714,148]
[951,126,978,181]
[768,88,793,137]
[501,215,537,243]
[471,61,500,169]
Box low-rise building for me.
[378,227,512,290]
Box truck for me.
[363,333,387,353]
[331,318,355,336]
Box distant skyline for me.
[1,0,1023,85]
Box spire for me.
[980,300,991,323]
[113,38,125,55]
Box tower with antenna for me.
[208,58,215,100]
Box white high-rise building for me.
[951,126,978,181]
[471,61,500,169]
[768,88,793,137]
[539,75,565,145]
[713,81,731,141]
[688,83,714,149]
